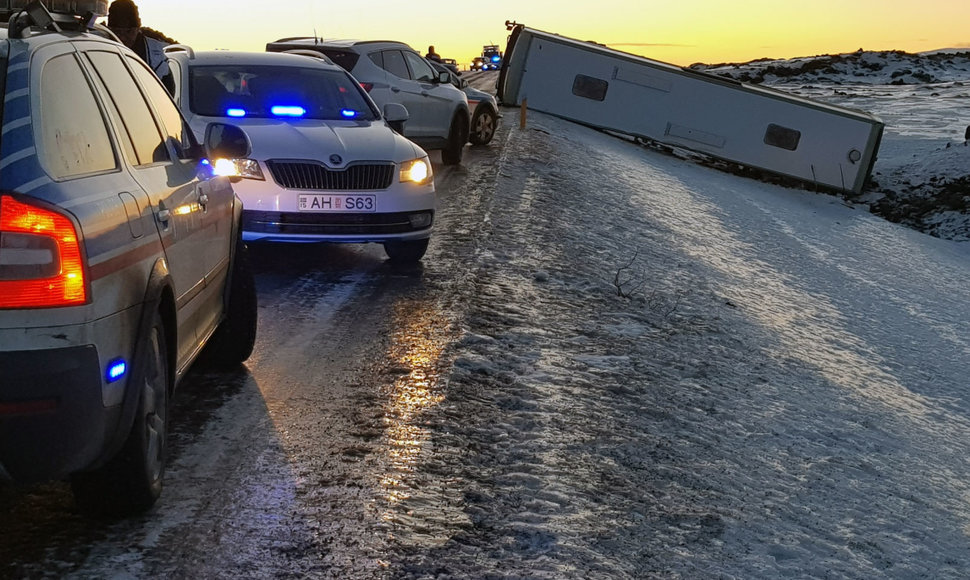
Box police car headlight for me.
[213,158,264,180]
[400,157,432,184]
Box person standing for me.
[425,45,442,63]
[107,0,176,95]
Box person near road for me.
[425,45,442,63]
[107,0,176,95]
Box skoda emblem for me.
[329,154,343,165]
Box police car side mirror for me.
[383,103,408,135]
[436,70,452,85]
[204,122,251,159]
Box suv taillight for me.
[0,194,88,308]
[359,82,374,93]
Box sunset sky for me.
[124,0,970,68]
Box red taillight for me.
[0,194,87,308]
[359,82,374,93]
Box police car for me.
[0,0,257,516]
[165,47,437,262]
[480,45,502,70]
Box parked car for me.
[265,38,470,165]
[439,57,460,75]
[0,0,256,516]
[429,60,501,145]
[470,56,488,72]
[165,47,437,262]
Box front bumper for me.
[242,209,434,243]
[0,345,118,483]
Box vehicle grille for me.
[267,161,394,191]
[243,210,433,236]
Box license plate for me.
[298,194,376,212]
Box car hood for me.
[191,117,426,164]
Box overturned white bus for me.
[496,23,884,195]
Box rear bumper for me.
[0,345,117,483]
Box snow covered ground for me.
[400,105,970,577]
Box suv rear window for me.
[313,50,360,73]
[189,65,378,121]
[266,44,360,73]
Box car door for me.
[127,54,236,350]
[402,50,456,138]
[83,48,220,368]
[371,49,428,135]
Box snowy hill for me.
[689,49,970,86]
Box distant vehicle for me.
[470,56,488,71]
[440,57,460,74]
[482,44,503,69]
[265,38,470,165]
[165,47,437,263]
[0,0,256,516]
[430,59,501,145]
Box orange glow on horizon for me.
[131,0,970,69]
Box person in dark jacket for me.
[107,0,176,95]
[425,45,442,63]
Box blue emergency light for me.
[271,105,307,117]
[106,359,127,383]
[226,108,247,117]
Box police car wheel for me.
[384,238,429,263]
[200,237,257,369]
[71,309,169,517]
[441,114,467,165]
[469,107,497,145]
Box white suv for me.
[266,38,470,165]
[165,47,437,262]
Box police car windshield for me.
[189,65,378,121]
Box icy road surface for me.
[3,106,970,578]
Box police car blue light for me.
[271,105,306,117]
[106,359,127,383]
[341,109,357,118]
[226,108,247,117]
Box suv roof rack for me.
[1,0,106,20]
[2,0,106,34]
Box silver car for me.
[0,1,257,516]
[266,38,470,165]
[429,60,501,145]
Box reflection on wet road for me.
[381,300,447,506]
